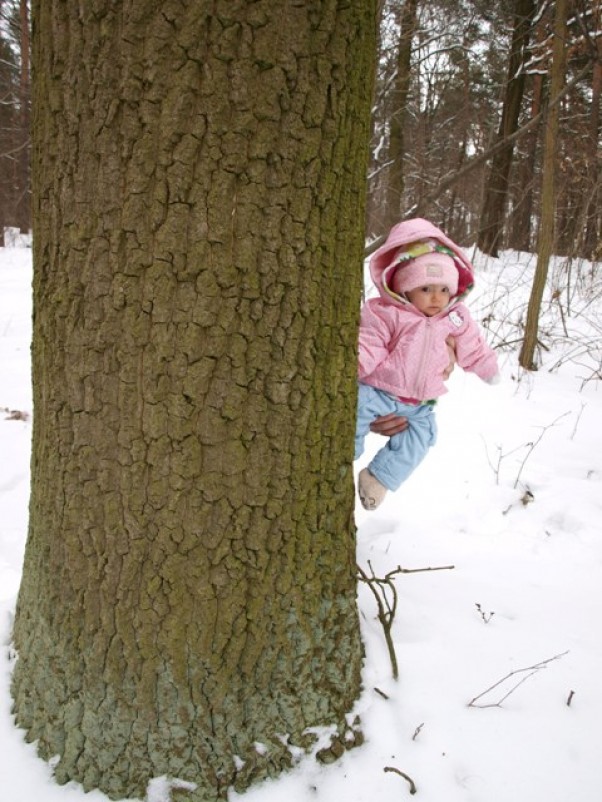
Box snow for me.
[1,243,601,802]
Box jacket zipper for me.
[416,319,433,400]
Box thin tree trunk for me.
[478,0,536,256]
[583,53,601,258]
[16,0,30,233]
[509,69,544,252]
[383,0,419,230]
[519,0,569,370]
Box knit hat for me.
[390,250,459,296]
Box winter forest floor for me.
[1,244,602,802]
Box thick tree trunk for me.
[477,0,535,256]
[11,2,377,800]
[519,0,568,370]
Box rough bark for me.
[519,0,568,369]
[11,2,377,800]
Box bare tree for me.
[478,0,537,256]
[15,0,29,233]
[367,0,599,261]
[520,0,569,369]
[0,0,26,240]
[382,0,420,231]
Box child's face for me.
[406,284,451,316]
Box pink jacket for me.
[359,219,499,401]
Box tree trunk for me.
[383,0,419,230]
[15,0,30,233]
[583,50,601,259]
[11,3,377,800]
[519,0,568,370]
[509,69,544,252]
[477,0,535,256]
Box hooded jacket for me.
[358,218,499,402]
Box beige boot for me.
[358,468,388,511]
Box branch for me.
[384,766,417,795]
[468,651,569,708]
[357,561,455,680]
[513,411,570,489]
[414,61,593,214]
[365,60,593,255]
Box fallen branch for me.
[384,766,417,795]
[412,723,424,741]
[468,650,569,708]
[2,407,29,421]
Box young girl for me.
[356,217,499,510]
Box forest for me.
[1,1,600,261]
[368,0,600,263]
[2,3,601,801]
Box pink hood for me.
[359,218,499,401]
[370,218,474,302]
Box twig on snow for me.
[358,561,455,680]
[384,766,417,795]
[468,650,569,708]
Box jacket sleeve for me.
[357,299,397,380]
[453,306,499,382]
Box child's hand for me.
[442,335,456,379]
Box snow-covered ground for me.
[1,243,601,801]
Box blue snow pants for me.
[354,383,437,491]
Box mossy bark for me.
[11,1,377,799]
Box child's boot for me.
[358,468,388,510]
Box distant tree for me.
[382,0,420,231]
[508,61,544,253]
[560,0,602,258]
[520,0,569,369]
[583,44,601,259]
[478,0,536,257]
[11,2,377,800]
[15,0,30,233]
[0,0,29,238]
[0,0,22,240]
[368,0,514,243]
[367,0,599,257]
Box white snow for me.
[1,243,601,802]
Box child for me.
[355,217,499,510]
